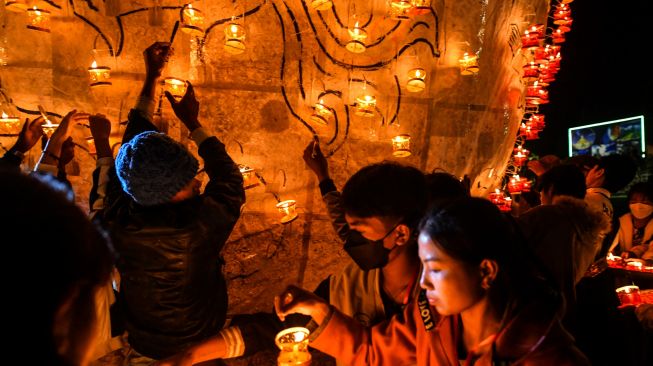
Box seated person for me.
[609,181,653,260]
[275,197,589,365]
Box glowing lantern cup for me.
[346,22,367,54]
[276,200,298,224]
[310,0,333,11]
[181,4,205,36]
[459,52,479,75]
[275,327,311,366]
[26,7,51,33]
[42,118,59,137]
[0,111,19,124]
[85,136,97,155]
[389,1,412,20]
[392,134,412,157]
[88,61,112,87]
[5,0,28,12]
[616,285,642,307]
[163,77,187,100]
[406,68,426,92]
[224,22,246,55]
[410,0,431,15]
[311,100,332,126]
[355,94,376,117]
[238,164,261,189]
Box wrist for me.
[313,303,333,325]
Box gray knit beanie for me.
[115,131,199,206]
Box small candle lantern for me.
[389,0,412,20]
[346,22,367,54]
[5,0,28,12]
[522,62,540,81]
[275,327,311,366]
[276,200,299,224]
[553,4,571,24]
[238,164,261,189]
[0,89,20,128]
[489,189,504,205]
[410,0,431,15]
[616,285,642,307]
[26,6,51,33]
[224,21,246,55]
[556,18,573,33]
[162,77,188,100]
[552,29,566,44]
[41,118,59,137]
[508,175,524,194]
[88,60,112,87]
[181,4,204,36]
[500,197,512,212]
[355,94,376,117]
[520,122,539,140]
[406,68,426,92]
[525,81,549,105]
[391,134,411,157]
[0,111,19,124]
[310,99,333,126]
[459,52,479,75]
[85,136,97,156]
[310,0,333,11]
[513,147,529,166]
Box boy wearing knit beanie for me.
[91,42,245,363]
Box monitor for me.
[568,115,645,158]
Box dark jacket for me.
[98,110,245,359]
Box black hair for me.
[520,190,541,208]
[627,181,653,202]
[342,162,427,225]
[0,169,114,365]
[425,171,469,205]
[598,154,638,194]
[418,198,541,301]
[537,164,586,199]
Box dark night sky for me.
[526,0,652,159]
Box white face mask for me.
[630,203,653,219]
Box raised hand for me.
[89,114,112,158]
[144,41,171,79]
[274,285,331,324]
[44,110,88,160]
[165,81,200,132]
[302,140,329,182]
[58,136,75,169]
[12,117,45,153]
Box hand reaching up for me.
[144,41,171,79]
[12,117,45,153]
[165,81,201,132]
[302,140,330,182]
[274,285,332,325]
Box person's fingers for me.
[31,116,45,127]
[274,295,285,322]
[185,81,194,93]
[164,91,177,106]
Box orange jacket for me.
[310,291,589,366]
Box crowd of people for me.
[1,41,651,366]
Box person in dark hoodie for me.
[275,197,589,366]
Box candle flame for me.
[1,112,8,119]
[91,60,97,68]
[187,3,194,16]
[415,69,421,77]
[230,24,239,34]
[292,331,305,342]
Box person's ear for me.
[394,224,412,246]
[479,259,499,290]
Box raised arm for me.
[0,117,45,169]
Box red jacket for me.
[310,291,589,365]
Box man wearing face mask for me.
[158,143,453,366]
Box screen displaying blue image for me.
[568,116,645,158]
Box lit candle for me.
[162,77,187,100]
[513,149,528,166]
[410,0,432,15]
[181,4,205,36]
[522,62,540,81]
[85,136,97,155]
[276,327,311,366]
[459,52,479,75]
[391,134,411,157]
[389,0,412,20]
[224,21,246,55]
[615,285,642,307]
[310,99,333,126]
[525,81,549,104]
[355,93,376,117]
[0,111,20,124]
[238,164,261,189]
[41,118,59,137]
[406,68,426,93]
[276,200,298,224]
[520,177,532,192]
[310,0,333,11]
[88,60,112,87]
[26,6,51,33]
[346,22,367,54]
[552,29,566,44]
[508,175,524,194]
